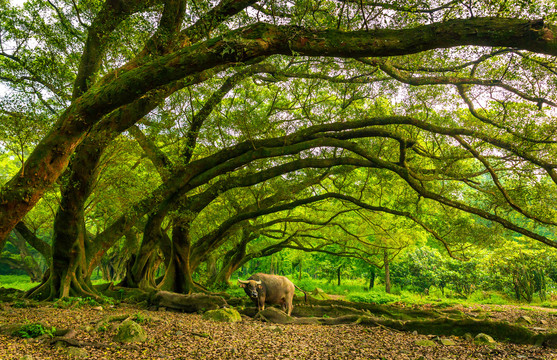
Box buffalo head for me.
[238,279,262,299]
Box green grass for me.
[0,275,39,291]
[295,277,369,295]
[467,291,513,305]
[225,286,246,298]
[4,273,557,309]
[0,274,112,292]
[229,276,557,309]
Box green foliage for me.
[132,312,148,324]
[14,322,56,339]
[97,324,108,333]
[390,247,480,297]
[481,239,557,303]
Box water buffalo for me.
[238,273,306,316]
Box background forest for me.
[1,0,557,308]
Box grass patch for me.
[224,286,245,298]
[467,291,513,305]
[0,275,38,291]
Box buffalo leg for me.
[286,298,293,316]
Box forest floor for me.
[0,300,556,360]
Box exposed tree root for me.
[100,285,153,303]
[23,280,50,300]
[358,316,556,347]
[149,290,227,312]
[237,300,557,348]
[23,275,100,301]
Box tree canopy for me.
[1,0,557,299]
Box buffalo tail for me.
[294,284,308,303]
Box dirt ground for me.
[1,302,556,360]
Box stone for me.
[540,320,549,325]
[202,308,242,323]
[92,306,103,311]
[516,315,534,325]
[65,346,89,358]
[311,288,330,300]
[113,320,146,343]
[438,338,456,346]
[464,333,474,341]
[415,339,436,347]
[474,333,497,348]
[175,330,183,336]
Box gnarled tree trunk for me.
[119,213,166,290]
[159,219,198,294]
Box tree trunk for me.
[119,213,165,290]
[369,266,375,290]
[205,255,217,282]
[269,254,275,274]
[14,222,51,264]
[337,265,342,286]
[384,250,391,294]
[26,158,99,300]
[9,231,43,282]
[158,220,197,294]
[212,256,247,288]
[209,230,253,288]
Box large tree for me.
[3,0,557,299]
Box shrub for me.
[14,323,56,339]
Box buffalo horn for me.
[238,279,249,284]
[255,280,262,285]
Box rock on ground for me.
[202,308,242,323]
